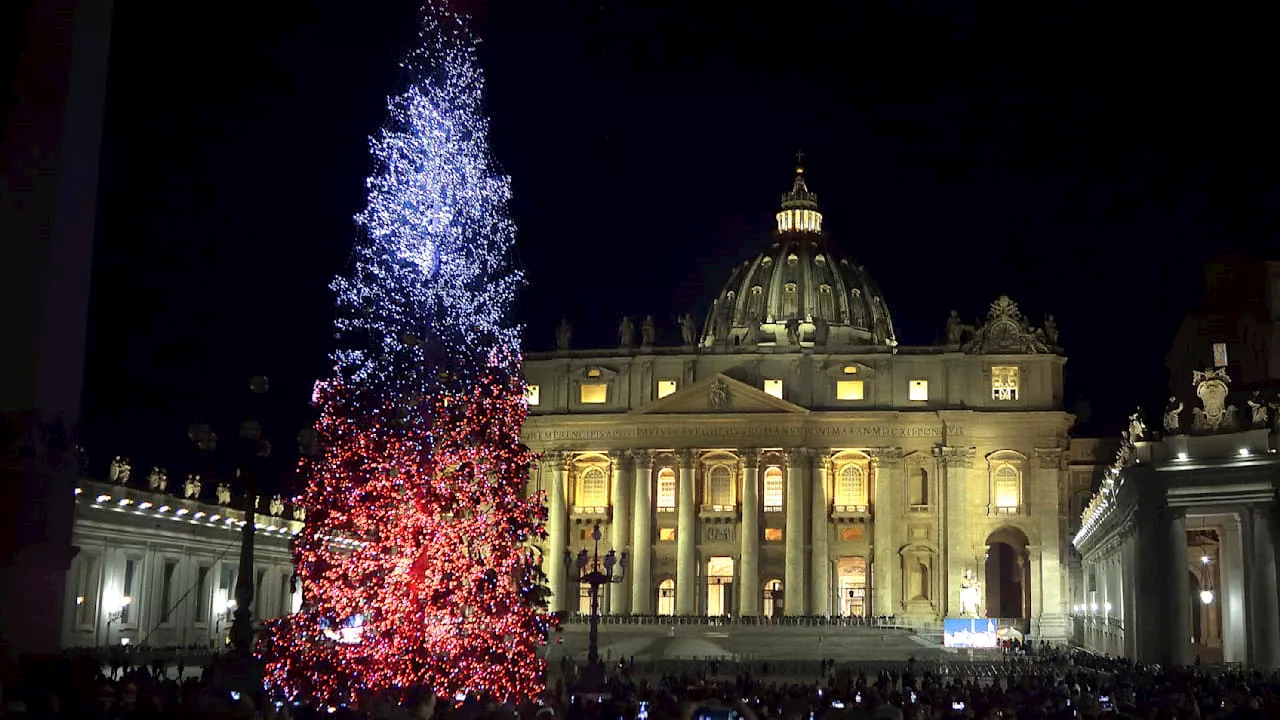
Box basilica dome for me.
[700,163,897,349]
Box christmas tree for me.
[261,4,550,706]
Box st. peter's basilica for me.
[521,163,1087,641]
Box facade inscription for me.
[522,424,962,444]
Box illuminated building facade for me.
[522,164,1077,639]
[62,472,302,649]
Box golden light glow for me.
[764,528,783,542]
[659,528,676,541]
[763,466,784,511]
[834,464,869,508]
[836,380,864,401]
[840,527,864,541]
[656,379,677,399]
[586,367,602,378]
[842,365,857,374]
[994,465,1020,509]
[656,468,676,510]
[991,366,1019,401]
[525,384,540,406]
[908,379,929,401]
[776,208,823,233]
[763,378,783,399]
[579,383,607,404]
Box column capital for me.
[628,449,655,470]
[933,445,976,468]
[675,449,697,468]
[609,449,627,464]
[868,447,905,466]
[1033,447,1067,470]
[541,450,573,471]
[739,448,762,467]
[784,448,813,467]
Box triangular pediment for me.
[632,373,810,415]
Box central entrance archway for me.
[984,526,1030,620]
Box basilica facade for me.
[521,165,1077,640]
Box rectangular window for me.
[121,559,137,623]
[75,554,101,627]
[763,379,783,399]
[657,470,677,511]
[991,366,1019,401]
[908,379,929,401]
[196,566,211,620]
[525,384,540,406]
[160,560,178,623]
[659,528,677,542]
[656,379,678,399]
[764,528,783,542]
[836,380,864,401]
[579,383,608,404]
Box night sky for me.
[80,2,1279,483]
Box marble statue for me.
[107,456,123,484]
[216,482,232,505]
[1164,397,1184,435]
[555,317,572,351]
[1249,391,1269,429]
[1127,408,1147,442]
[184,473,202,499]
[269,494,285,517]
[678,313,697,346]
[1044,314,1059,346]
[641,315,656,347]
[945,310,964,345]
[292,505,305,521]
[147,466,167,492]
[959,569,982,618]
[115,458,132,486]
[618,316,635,347]
[1192,368,1236,432]
[708,378,730,410]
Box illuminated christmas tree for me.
[261,4,550,705]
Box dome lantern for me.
[776,151,823,234]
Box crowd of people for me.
[2,645,1278,718]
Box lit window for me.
[763,467,784,511]
[656,468,676,511]
[656,380,678,399]
[994,465,1020,509]
[991,366,1019,401]
[657,579,676,616]
[586,367,602,378]
[659,528,677,542]
[708,465,733,507]
[525,384,540,406]
[908,380,928,401]
[764,379,783,399]
[577,466,607,507]
[834,465,867,508]
[764,528,783,542]
[579,383,607,404]
[836,380,864,401]
[842,365,858,374]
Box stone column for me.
[544,451,570,614]
[810,452,831,616]
[1028,544,1043,635]
[1249,506,1280,668]
[871,449,902,617]
[1033,449,1067,639]
[609,450,632,615]
[739,449,761,616]
[676,450,698,616]
[784,449,809,616]
[1168,511,1192,667]
[937,446,974,618]
[630,450,654,614]
[1221,513,1247,664]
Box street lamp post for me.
[564,523,626,693]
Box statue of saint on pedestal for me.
[958,569,982,618]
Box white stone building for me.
[522,164,1078,639]
[64,468,302,649]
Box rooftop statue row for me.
[554,314,699,352]
[103,455,302,521]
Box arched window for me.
[834,464,867,508]
[708,465,733,507]
[657,579,676,617]
[783,283,799,318]
[994,465,1020,510]
[763,579,784,618]
[578,467,607,508]
[656,467,676,511]
[763,466,784,512]
[817,285,834,321]
[748,286,764,320]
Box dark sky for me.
[80,2,1279,484]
